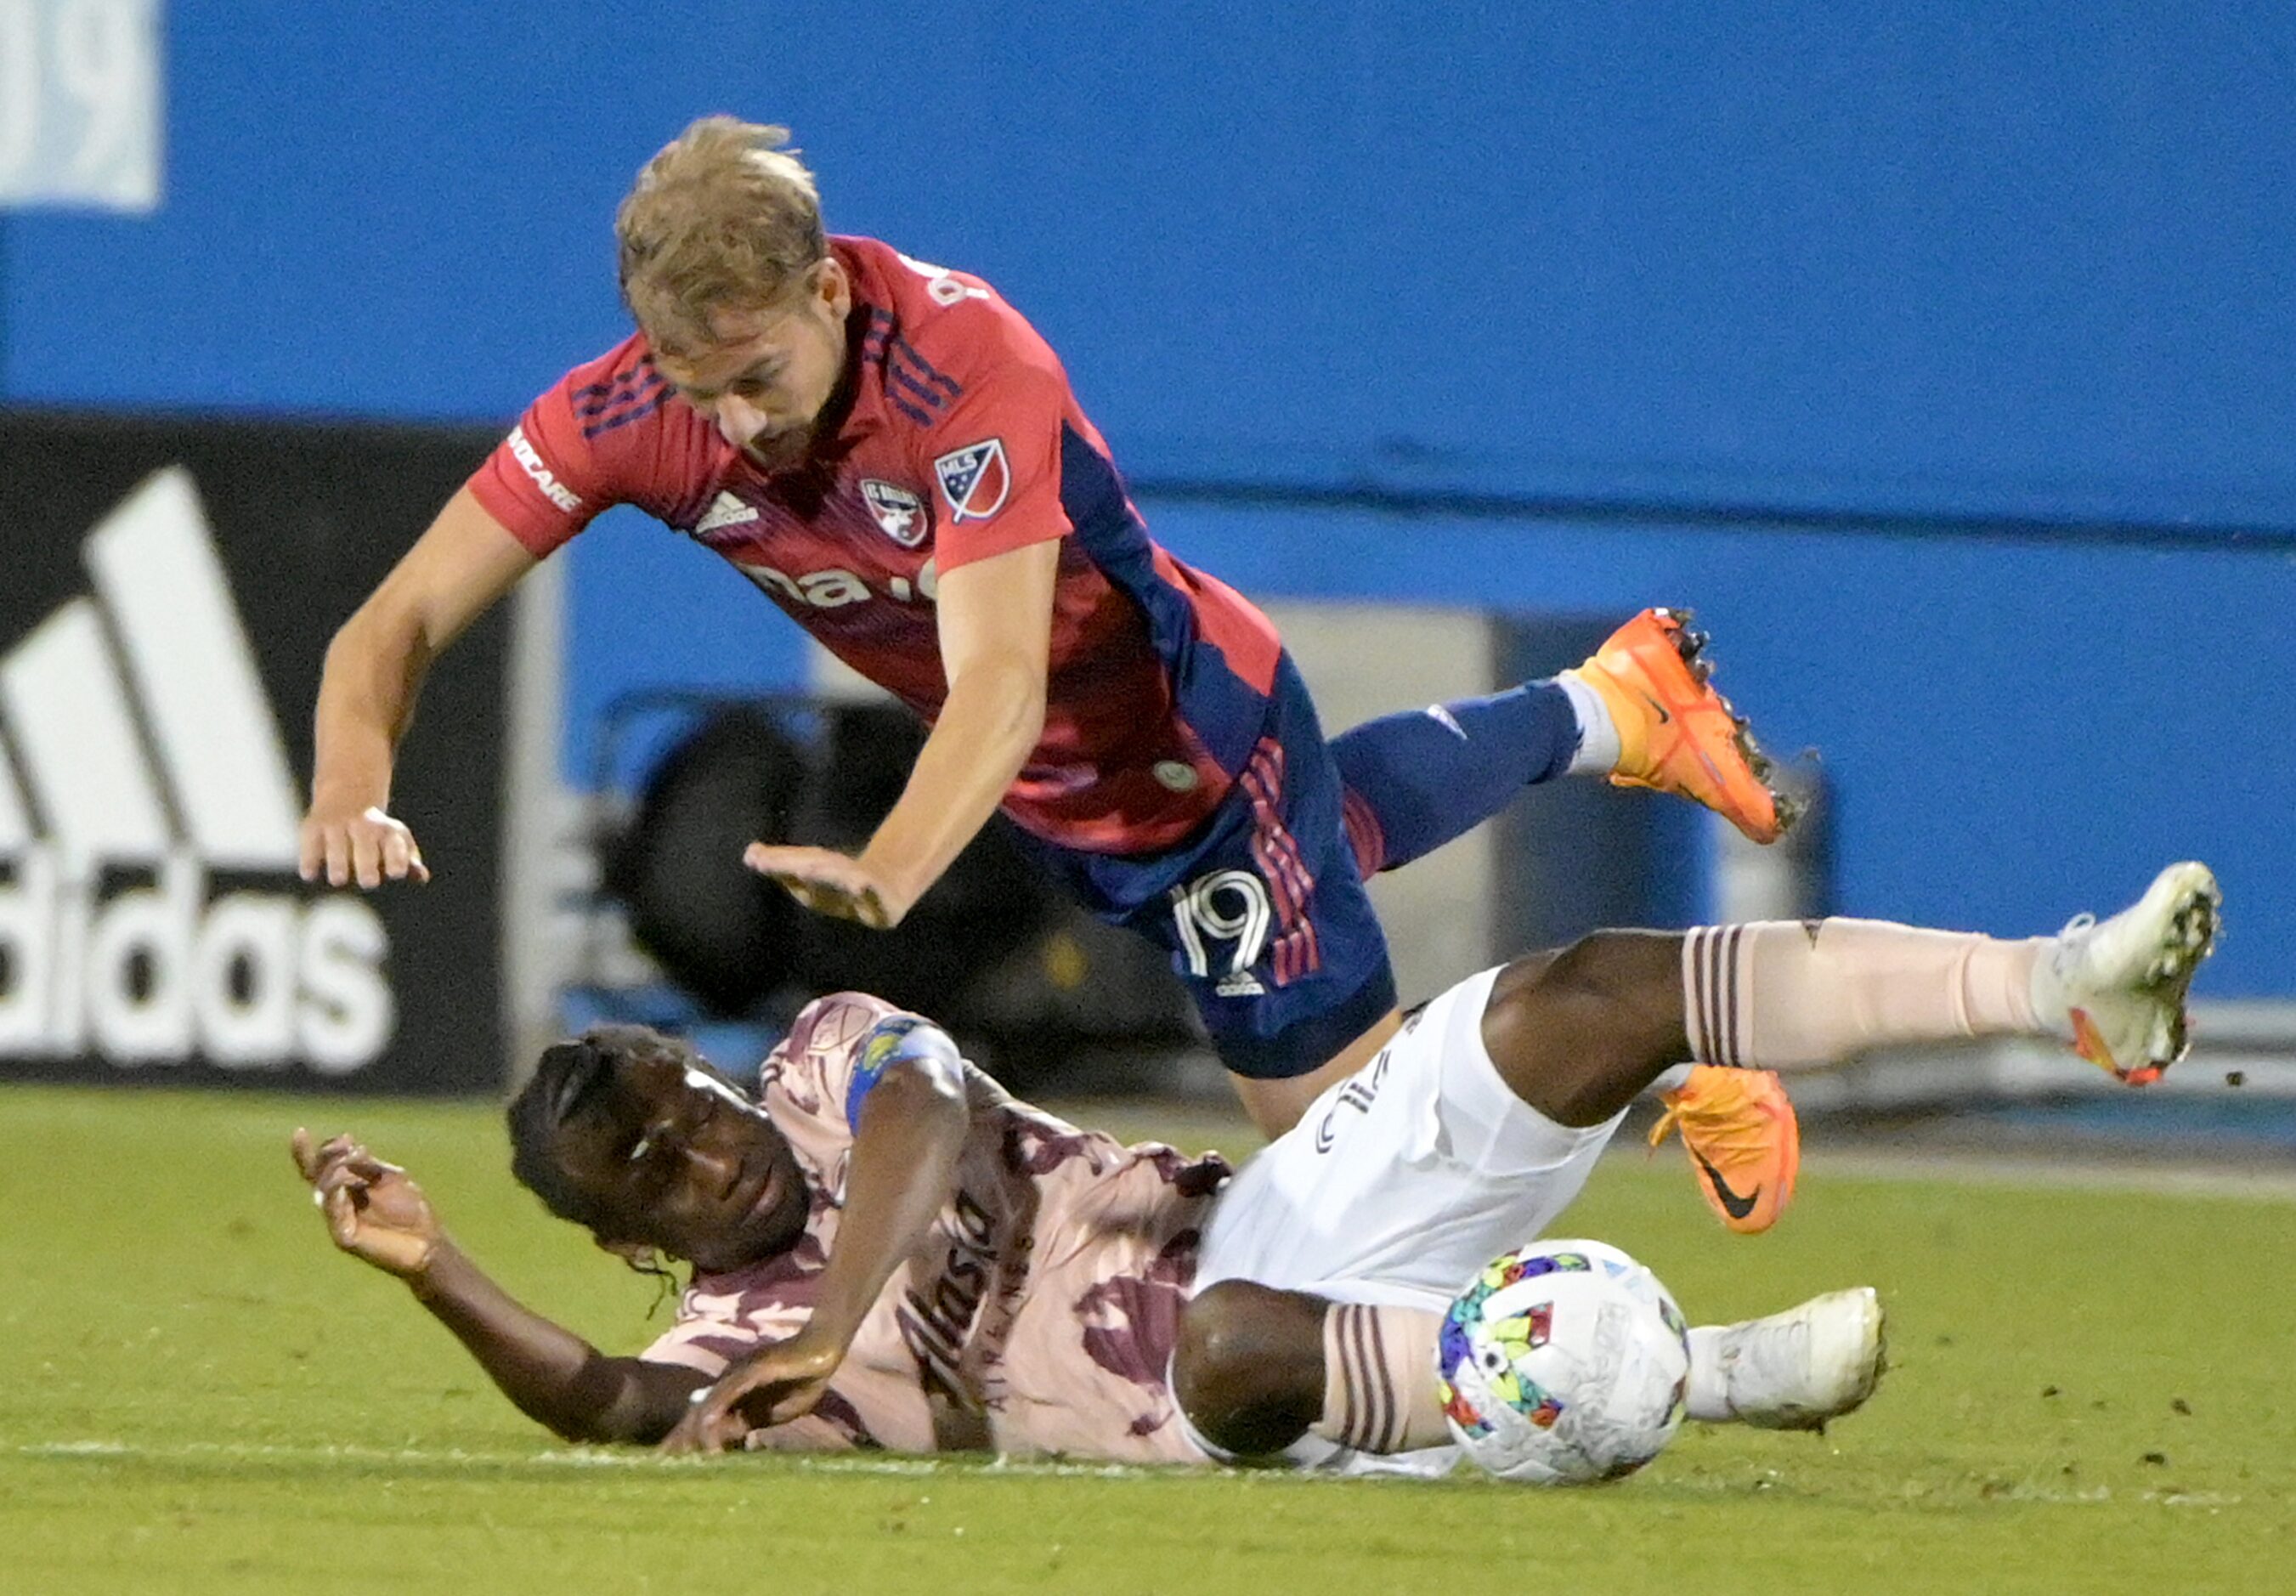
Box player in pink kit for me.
[539,994,1224,1460]
[292,863,2217,1472]
[301,115,1799,1216]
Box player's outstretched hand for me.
[657,1330,842,1455]
[291,1128,442,1279]
[742,843,905,930]
[298,803,430,889]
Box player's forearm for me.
[407,1242,695,1443]
[857,658,1043,909]
[308,609,434,812]
[806,1061,969,1347]
[308,486,539,815]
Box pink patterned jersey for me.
[640,993,1228,1462]
[467,235,1286,855]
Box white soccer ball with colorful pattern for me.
[1437,1238,1692,1485]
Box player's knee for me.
[1530,928,1677,1001]
[1485,930,1687,1126]
[1173,1281,1323,1458]
[1172,1282,1266,1420]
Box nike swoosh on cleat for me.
[1692,1149,1762,1220]
[1636,688,1672,726]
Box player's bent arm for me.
[312,486,538,801]
[303,487,539,883]
[406,1241,706,1445]
[853,540,1058,920]
[292,1127,698,1442]
[799,1021,971,1350]
[670,1022,969,1448]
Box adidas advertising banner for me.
[0,413,507,1093]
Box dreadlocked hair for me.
[507,1024,708,1229]
[509,1026,759,1310]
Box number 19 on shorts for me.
[1169,870,1273,999]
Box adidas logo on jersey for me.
[694,490,760,535]
[0,468,395,1072]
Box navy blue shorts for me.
[1026,654,1399,1080]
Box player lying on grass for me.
[294,863,2217,1473]
[298,112,1801,1203]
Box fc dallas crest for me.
[860,478,928,546]
[932,439,1011,523]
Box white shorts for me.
[1197,965,1626,1313]
[1188,964,1626,1478]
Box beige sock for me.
[1312,1303,1451,1454]
[1683,920,2053,1072]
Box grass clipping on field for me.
[2,1086,2291,1596]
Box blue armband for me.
[845,1015,958,1128]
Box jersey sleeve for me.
[467,335,699,556]
[755,991,924,1139]
[640,1297,808,1376]
[636,1291,870,1452]
[909,309,1077,573]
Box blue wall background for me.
[4,2,2289,992]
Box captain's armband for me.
[845,1015,962,1127]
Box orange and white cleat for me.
[2033,861,2220,1086]
[1648,1065,1801,1234]
[1565,607,1797,844]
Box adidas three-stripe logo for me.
[693,490,760,535]
[0,467,394,1072]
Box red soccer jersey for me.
[469,235,1283,853]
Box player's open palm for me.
[291,1129,442,1279]
[741,843,900,929]
[658,1331,841,1454]
[299,802,430,890]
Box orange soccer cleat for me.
[1565,607,1797,845]
[1648,1065,1801,1234]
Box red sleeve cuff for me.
[933,509,1068,573]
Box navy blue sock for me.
[1330,683,1581,874]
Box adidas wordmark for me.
[0,468,395,1072]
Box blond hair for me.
[615,116,828,357]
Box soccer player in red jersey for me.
[301,116,1792,1157]
[291,864,2215,1468]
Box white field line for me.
[0,1439,2244,1508]
[5,1438,1169,1481]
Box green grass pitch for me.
[3,1084,2292,1594]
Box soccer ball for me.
[1436,1238,1691,1485]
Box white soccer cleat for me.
[1685,1287,1886,1432]
[2031,861,2221,1086]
